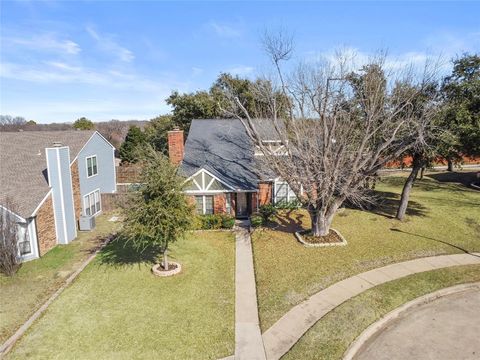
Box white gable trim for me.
[31,189,53,217]
[70,131,115,165]
[184,168,235,191]
[0,205,26,222]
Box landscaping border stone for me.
[151,262,182,277]
[294,228,348,247]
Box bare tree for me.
[222,36,438,236]
[396,81,441,220]
[0,200,23,276]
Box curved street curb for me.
[262,252,480,360]
[342,281,480,360]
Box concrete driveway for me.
[354,288,480,360]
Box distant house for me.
[0,130,116,262]
[168,119,297,218]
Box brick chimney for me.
[167,128,184,165]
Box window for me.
[86,156,98,177]
[254,140,287,156]
[17,223,31,256]
[274,180,298,205]
[194,195,214,215]
[84,190,101,216]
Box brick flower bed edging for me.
[151,262,182,277]
[0,234,117,357]
[295,228,348,247]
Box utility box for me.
[79,215,96,231]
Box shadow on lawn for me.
[367,190,428,219]
[426,171,479,189]
[269,209,306,233]
[98,235,162,267]
[390,228,480,257]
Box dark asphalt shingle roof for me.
[180,119,276,191]
[0,130,96,219]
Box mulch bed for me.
[160,263,178,271]
[300,230,344,244]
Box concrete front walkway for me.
[353,285,480,360]
[234,221,266,360]
[262,252,480,360]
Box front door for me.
[236,192,248,218]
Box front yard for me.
[252,171,480,330]
[0,212,121,343]
[5,231,235,359]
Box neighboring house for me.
[170,118,297,218]
[0,130,116,262]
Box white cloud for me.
[4,34,81,54]
[86,25,134,62]
[208,21,242,38]
[227,65,254,76]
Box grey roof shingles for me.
[180,119,275,191]
[0,130,96,219]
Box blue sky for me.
[1,1,479,123]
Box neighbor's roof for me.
[0,130,96,219]
[180,119,277,191]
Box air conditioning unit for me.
[79,215,96,231]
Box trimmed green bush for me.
[259,204,277,223]
[196,214,235,230]
[274,199,302,210]
[250,215,263,228]
[221,216,236,229]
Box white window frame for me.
[274,179,298,204]
[254,140,287,156]
[194,195,214,215]
[83,189,101,216]
[86,155,98,178]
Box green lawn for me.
[6,230,235,360]
[252,171,480,330]
[0,212,121,343]
[284,264,480,360]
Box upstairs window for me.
[254,140,287,156]
[86,156,98,177]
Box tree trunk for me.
[447,158,454,172]
[396,159,422,221]
[309,202,340,237]
[162,249,169,270]
[419,166,425,180]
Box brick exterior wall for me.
[258,182,272,205]
[71,160,82,220]
[252,192,258,213]
[214,194,227,214]
[116,163,142,184]
[36,194,57,256]
[167,130,184,165]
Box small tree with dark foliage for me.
[0,200,22,276]
[121,147,193,270]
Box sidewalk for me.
[262,252,480,360]
[234,220,266,360]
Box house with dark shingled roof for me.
[168,119,298,218]
[0,130,116,262]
